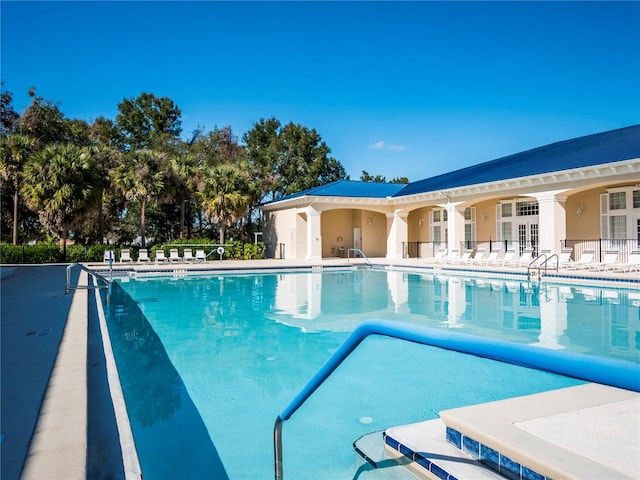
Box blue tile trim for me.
[444,427,549,480]
[522,465,546,480]
[500,454,522,480]
[446,426,462,449]
[480,444,500,471]
[462,435,480,459]
[429,462,450,480]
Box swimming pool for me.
[102,269,639,479]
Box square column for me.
[306,206,322,261]
[386,211,409,259]
[447,202,466,254]
[534,193,567,254]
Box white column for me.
[534,193,567,254]
[447,277,466,328]
[387,270,409,313]
[447,202,466,254]
[386,211,409,259]
[306,206,322,261]
[533,285,567,349]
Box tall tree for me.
[111,149,168,246]
[18,87,69,146]
[360,170,386,182]
[83,144,121,243]
[243,117,347,200]
[200,163,252,244]
[90,116,120,147]
[0,134,36,244]
[21,144,99,259]
[115,92,182,151]
[1,83,19,136]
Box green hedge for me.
[0,244,63,264]
[0,240,266,264]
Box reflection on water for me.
[267,269,639,362]
[103,283,229,480]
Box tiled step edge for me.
[378,419,505,480]
[444,426,549,480]
[353,431,422,479]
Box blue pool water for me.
[102,269,640,479]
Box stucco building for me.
[261,125,640,262]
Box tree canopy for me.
[0,88,362,248]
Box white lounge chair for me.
[557,248,574,268]
[183,249,195,262]
[483,250,501,266]
[443,249,460,264]
[563,249,595,270]
[169,248,181,263]
[593,250,619,271]
[508,248,534,268]
[500,250,516,266]
[138,248,150,262]
[195,249,207,263]
[612,250,640,272]
[469,248,486,264]
[119,249,132,263]
[103,250,115,263]
[155,250,168,263]
[428,248,447,263]
[454,249,474,264]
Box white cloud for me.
[387,144,405,152]
[369,140,405,151]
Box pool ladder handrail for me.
[527,253,559,280]
[273,319,639,480]
[347,248,372,267]
[65,262,111,295]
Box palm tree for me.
[0,134,35,244]
[21,144,99,259]
[111,149,167,247]
[200,163,252,244]
[83,144,121,243]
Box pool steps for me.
[354,383,640,480]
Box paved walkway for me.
[1,265,75,479]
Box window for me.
[600,188,640,239]
[516,201,539,216]
[464,207,472,221]
[609,216,627,240]
[433,225,441,243]
[433,210,440,222]
[501,222,513,241]
[609,192,626,210]
[501,203,512,218]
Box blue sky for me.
[2,1,639,182]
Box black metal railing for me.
[562,239,640,263]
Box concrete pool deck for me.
[1,259,638,479]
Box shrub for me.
[0,243,63,264]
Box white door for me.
[353,227,361,256]
[517,222,539,255]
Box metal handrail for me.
[347,248,372,267]
[66,263,111,295]
[528,253,559,280]
[273,319,639,480]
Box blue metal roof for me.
[264,180,405,204]
[395,124,640,197]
